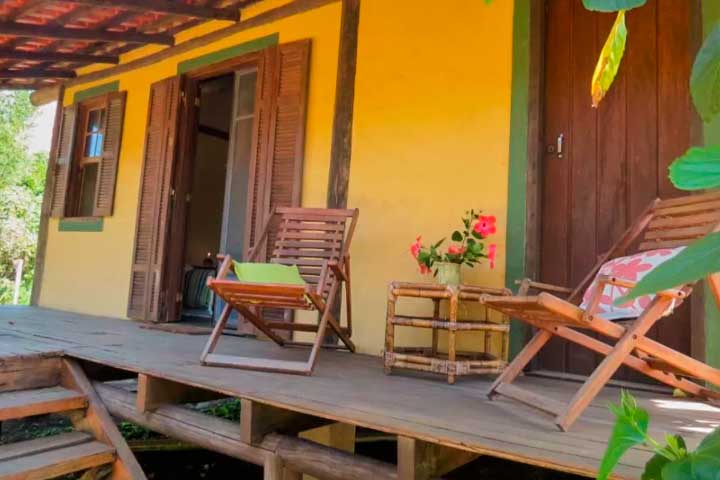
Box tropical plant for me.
[584,0,720,301]
[598,390,720,480]
[410,210,497,275]
[0,91,46,304]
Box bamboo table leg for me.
[431,299,440,356]
[447,292,458,385]
[384,285,396,374]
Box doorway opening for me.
[179,69,258,322]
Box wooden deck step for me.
[0,386,87,421]
[494,382,565,417]
[0,434,115,480]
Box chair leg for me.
[555,298,671,431]
[306,303,334,373]
[200,304,232,362]
[488,329,552,399]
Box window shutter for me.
[244,45,278,257]
[94,91,126,217]
[245,40,311,258]
[128,77,181,321]
[49,105,78,218]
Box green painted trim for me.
[702,0,720,370]
[506,0,532,359]
[59,217,104,232]
[73,80,119,103]
[177,33,279,74]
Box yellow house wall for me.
[38,0,515,357]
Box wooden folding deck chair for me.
[481,191,720,431]
[201,207,358,375]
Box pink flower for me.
[448,244,465,255]
[410,235,422,259]
[419,264,431,275]
[487,244,497,269]
[473,215,497,237]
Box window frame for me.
[67,95,108,219]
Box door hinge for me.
[194,96,200,107]
[176,292,183,303]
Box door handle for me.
[556,133,564,158]
[546,133,565,158]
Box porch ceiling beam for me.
[0,68,76,78]
[64,0,240,21]
[30,0,338,105]
[0,49,118,64]
[0,22,175,45]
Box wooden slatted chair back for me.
[567,191,720,303]
[268,207,359,300]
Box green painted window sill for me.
[59,217,104,232]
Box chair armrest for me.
[596,275,688,300]
[516,278,573,296]
[328,260,349,282]
[212,254,234,283]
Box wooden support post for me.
[61,360,147,480]
[31,85,64,306]
[136,373,222,412]
[94,383,396,480]
[327,0,361,209]
[396,436,478,480]
[240,398,331,445]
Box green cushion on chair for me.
[233,261,307,286]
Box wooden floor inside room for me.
[0,306,719,479]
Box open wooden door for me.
[537,0,699,377]
[127,76,182,322]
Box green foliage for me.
[0,92,46,305]
[410,209,497,275]
[601,391,720,480]
[618,232,720,304]
[582,0,646,12]
[669,147,720,191]
[691,24,720,123]
[598,390,651,480]
[591,11,628,107]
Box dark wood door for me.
[538,0,698,377]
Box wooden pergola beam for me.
[67,0,240,21]
[0,49,118,64]
[0,68,75,78]
[0,22,175,45]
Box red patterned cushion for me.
[580,248,685,320]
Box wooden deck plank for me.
[0,439,115,480]
[0,386,87,421]
[0,432,93,462]
[0,307,718,479]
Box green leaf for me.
[669,146,720,190]
[451,231,463,242]
[619,232,720,303]
[662,428,720,480]
[691,24,720,123]
[642,453,671,480]
[582,0,646,11]
[598,391,649,480]
[591,11,627,107]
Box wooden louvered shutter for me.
[94,91,126,216]
[245,40,311,258]
[49,105,78,218]
[128,77,181,321]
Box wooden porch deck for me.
[0,306,718,479]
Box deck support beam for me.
[240,398,331,445]
[136,373,222,412]
[95,383,397,480]
[396,436,478,480]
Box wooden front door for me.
[537,0,698,376]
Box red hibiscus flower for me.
[473,215,497,237]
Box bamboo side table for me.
[384,282,511,384]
